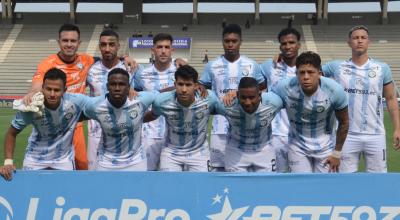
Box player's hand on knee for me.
[0,165,16,181]
[325,156,340,173]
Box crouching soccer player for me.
[145,65,224,172]
[272,51,349,173]
[83,68,155,171]
[0,68,89,180]
[220,77,283,172]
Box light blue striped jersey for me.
[11,93,88,164]
[221,92,283,151]
[272,77,348,151]
[260,59,296,137]
[134,63,176,138]
[152,90,224,155]
[199,55,265,135]
[86,60,136,137]
[86,60,135,97]
[83,92,155,168]
[323,59,392,134]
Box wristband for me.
[331,150,341,159]
[4,159,13,166]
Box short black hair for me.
[222,24,242,39]
[238,77,259,90]
[107,68,130,81]
[296,51,321,70]
[278,27,301,42]
[43,68,67,87]
[100,29,119,40]
[175,65,198,83]
[153,33,173,45]
[348,25,369,38]
[59,24,80,39]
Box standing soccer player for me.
[0,68,89,180]
[134,33,177,171]
[84,68,155,171]
[260,27,302,172]
[86,30,135,170]
[220,77,283,172]
[322,25,400,172]
[145,65,223,172]
[273,51,349,173]
[199,24,265,171]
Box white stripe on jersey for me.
[272,77,348,152]
[200,55,265,134]
[11,93,88,165]
[322,59,392,134]
[152,90,221,155]
[261,59,296,137]
[83,92,155,168]
[134,63,176,138]
[223,92,283,151]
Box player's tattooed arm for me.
[383,82,400,149]
[326,107,349,172]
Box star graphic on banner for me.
[207,195,249,220]
[212,194,222,205]
[223,187,229,194]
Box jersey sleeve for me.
[82,96,102,120]
[137,91,156,110]
[260,59,273,82]
[262,92,283,111]
[271,79,287,107]
[322,61,339,78]
[32,59,52,83]
[199,62,212,87]
[253,62,265,84]
[133,65,145,91]
[332,81,348,110]
[11,111,32,131]
[208,90,226,115]
[382,63,393,85]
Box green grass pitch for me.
[0,108,399,172]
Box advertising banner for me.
[0,172,399,219]
[129,37,191,49]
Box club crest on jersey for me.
[241,66,251,76]
[368,70,376,78]
[64,112,73,121]
[343,68,352,75]
[196,112,204,120]
[260,119,268,127]
[77,63,83,70]
[316,106,325,113]
[129,110,138,119]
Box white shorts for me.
[340,133,387,173]
[270,135,289,172]
[160,148,210,172]
[88,119,102,170]
[23,160,75,170]
[288,146,332,173]
[96,159,147,171]
[225,144,276,172]
[210,134,227,169]
[142,138,164,171]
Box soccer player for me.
[0,68,88,180]
[83,68,155,171]
[22,24,135,170]
[272,51,349,173]
[220,77,283,172]
[260,27,302,172]
[199,23,265,171]
[133,33,177,171]
[86,29,135,170]
[322,25,400,172]
[145,65,223,172]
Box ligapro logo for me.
[0,196,13,220]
